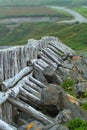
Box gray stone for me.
[41,84,68,114]
[82,56,87,66]
[65,102,87,120]
[49,125,69,130]
[69,61,87,82]
[61,61,74,70]
[18,120,43,130]
[33,68,48,85]
[80,98,87,105]
[57,67,70,80]
[43,66,62,84]
[42,124,69,130]
[55,109,72,123]
[76,82,87,94]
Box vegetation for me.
[81,102,87,111]
[0,6,72,19]
[61,77,75,95]
[61,77,75,91]
[0,22,87,53]
[83,92,87,98]
[78,92,87,99]
[74,7,87,18]
[67,118,87,130]
[0,0,87,7]
[71,0,87,7]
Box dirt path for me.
[48,6,87,23]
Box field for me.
[0,0,87,53]
[73,7,87,18]
[0,6,72,19]
[0,22,87,53]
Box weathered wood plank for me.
[34,63,44,71]
[49,41,75,55]
[0,119,14,130]
[1,66,33,90]
[47,45,63,56]
[42,49,61,65]
[29,76,47,89]
[0,51,4,81]
[20,87,41,104]
[24,79,41,92]
[38,52,57,69]
[20,46,26,68]
[46,48,63,63]
[37,59,49,69]
[9,98,54,125]
[14,51,19,75]
[23,83,40,97]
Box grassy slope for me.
[71,0,87,7]
[0,0,73,6]
[73,7,87,18]
[0,0,87,7]
[0,22,87,52]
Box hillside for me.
[74,7,87,18]
[0,22,87,52]
[0,0,87,7]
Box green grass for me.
[67,118,87,130]
[81,102,87,111]
[56,23,87,51]
[0,0,87,7]
[0,0,75,7]
[0,22,87,52]
[74,7,87,18]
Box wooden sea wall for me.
[0,36,58,124]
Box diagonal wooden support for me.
[1,66,33,90]
[0,119,16,130]
[9,98,54,125]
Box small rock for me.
[76,82,87,95]
[65,102,87,120]
[33,68,48,84]
[18,120,43,130]
[82,55,87,66]
[61,61,73,70]
[57,67,69,80]
[80,98,87,105]
[43,66,62,84]
[55,109,72,123]
[42,123,69,130]
[50,125,69,130]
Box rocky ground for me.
[17,54,87,130]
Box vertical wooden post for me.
[0,38,48,124]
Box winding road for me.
[49,6,87,23]
[0,6,87,24]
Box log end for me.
[0,82,7,91]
